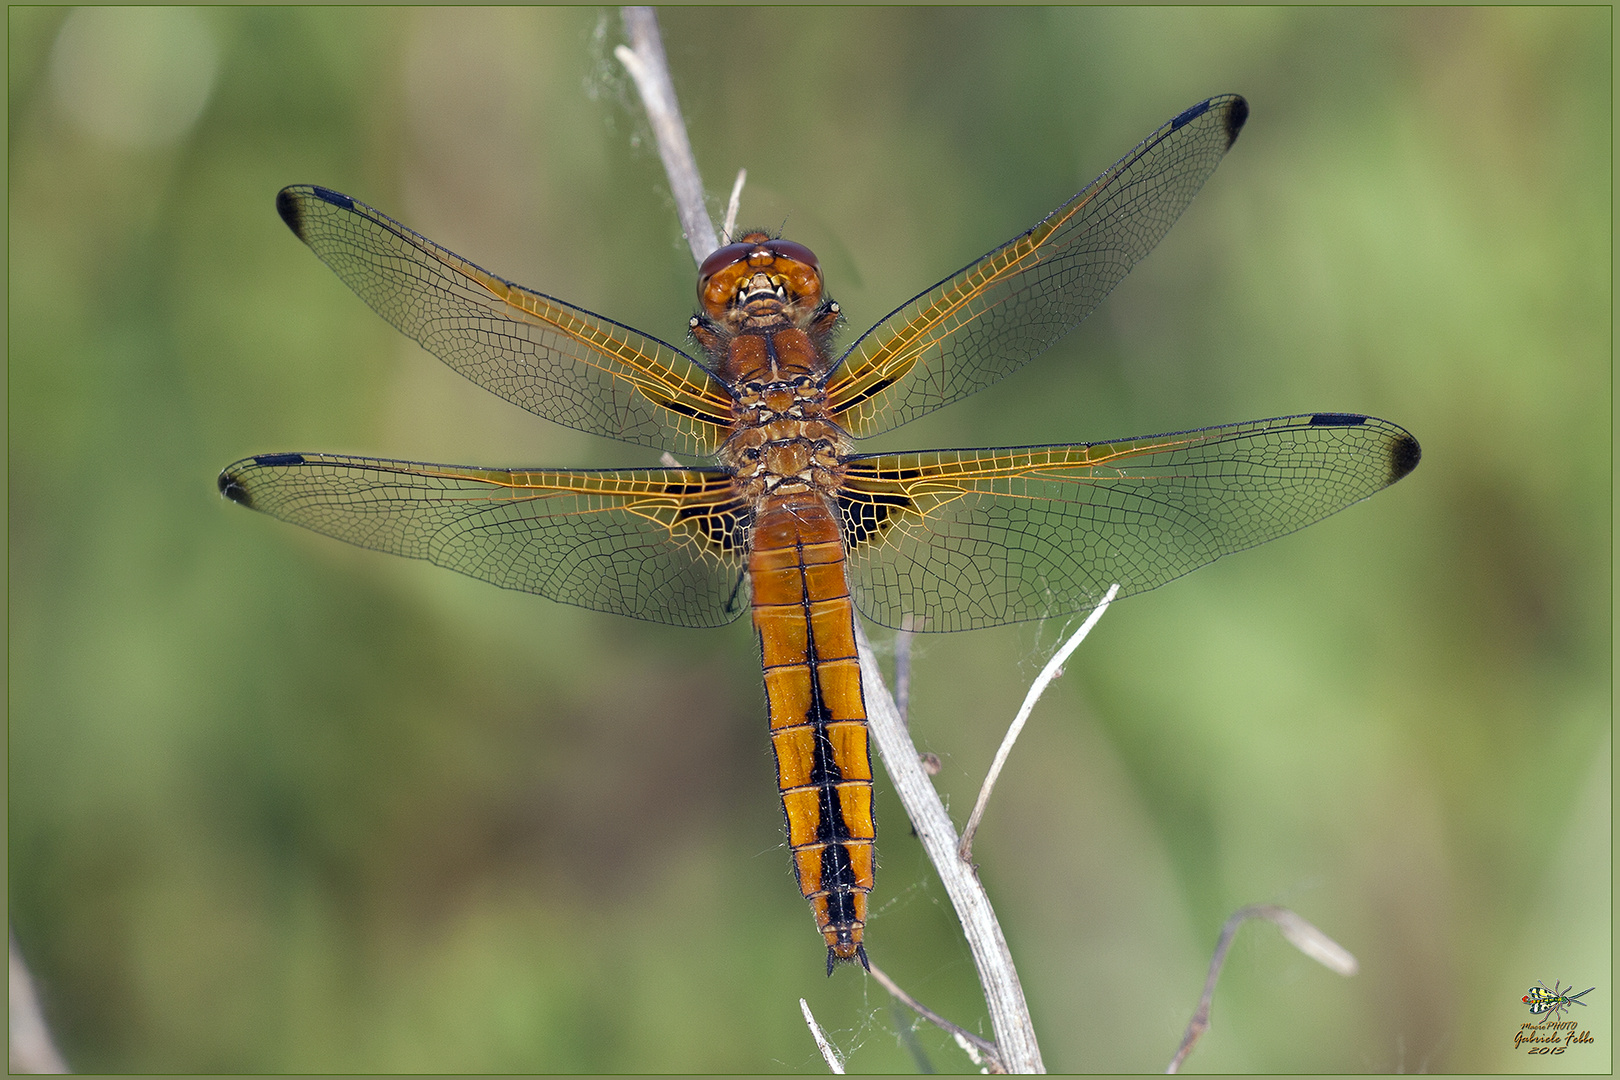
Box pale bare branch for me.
[892,625,914,723]
[799,998,845,1074]
[959,584,1118,862]
[855,622,1044,1073]
[1269,906,1359,976]
[615,7,719,262]
[10,931,68,1074]
[867,959,1003,1071]
[722,168,747,244]
[1166,904,1358,1072]
[893,619,941,773]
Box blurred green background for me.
[8,7,1609,1072]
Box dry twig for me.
[959,585,1118,861]
[855,622,1044,1073]
[614,8,718,261]
[867,960,1002,1069]
[1166,904,1358,1073]
[799,998,846,1074]
[10,931,69,1074]
[722,168,747,244]
[892,624,914,723]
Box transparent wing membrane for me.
[839,413,1419,631]
[277,186,734,457]
[219,453,750,627]
[828,95,1248,438]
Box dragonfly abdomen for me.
[749,494,874,973]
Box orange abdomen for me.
[749,493,874,972]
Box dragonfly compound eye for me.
[698,235,823,315]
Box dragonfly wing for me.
[839,413,1420,631]
[219,453,751,627]
[277,186,734,457]
[827,95,1247,437]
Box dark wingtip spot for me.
[275,187,306,237]
[1171,96,1246,145]
[1171,99,1212,131]
[218,470,252,507]
[1310,412,1367,428]
[1389,434,1422,483]
[1225,95,1249,145]
[253,452,306,466]
[278,186,353,238]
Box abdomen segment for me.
[749,494,874,973]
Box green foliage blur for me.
[9,7,1609,1072]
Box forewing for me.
[827,95,1247,437]
[277,186,734,457]
[838,413,1420,631]
[219,453,751,627]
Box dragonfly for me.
[1524,981,1595,1022]
[219,94,1420,974]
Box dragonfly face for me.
[219,94,1420,972]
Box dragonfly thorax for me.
[721,392,848,500]
[736,374,825,423]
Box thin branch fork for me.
[872,590,1118,1072]
[960,584,1119,861]
[854,620,1044,1073]
[1166,904,1359,1073]
[867,960,1001,1068]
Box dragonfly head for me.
[698,232,824,320]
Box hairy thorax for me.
[690,233,850,504]
[721,366,849,502]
